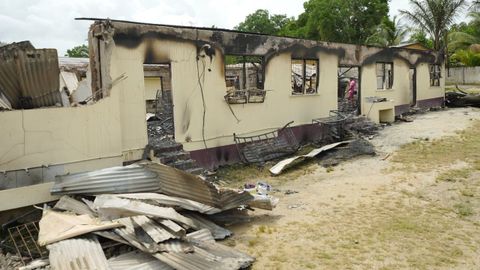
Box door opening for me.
[337,66,360,115]
[144,63,175,147]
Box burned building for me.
[0,19,445,210]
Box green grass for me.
[437,168,473,182]
[453,203,474,217]
[391,121,480,172]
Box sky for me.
[0,0,437,55]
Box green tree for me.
[448,12,480,51]
[408,30,434,49]
[65,44,89,58]
[295,0,389,44]
[235,9,294,35]
[400,0,467,51]
[451,49,480,66]
[366,16,408,47]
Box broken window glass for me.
[224,55,266,104]
[291,59,319,95]
[430,64,441,87]
[376,62,393,90]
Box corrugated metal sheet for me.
[47,236,110,270]
[269,141,350,175]
[93,195,195,227]
[145,162,254,210]
[186,229,215,244]
[113,217,193,254]
[115,193,221,214]
[54,195,95,216]
[0,41,61,109]
[108,251,173,270]
[51,164,160,195]
[182,212,232,240]
[153,242,255,270]
[131,215,177,243]
[51,162,253,212]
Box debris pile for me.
[344,116,380,137]
[318,138,376,167]
[14,162,278,269]
[234,121,299,164]
[445,90,480,108]
[147,121,205,175]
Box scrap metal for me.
[234,121,300,164]
[51,164,160,195]
[47,236,110,270]
[6,222,47,266]
[269,141,351,175]
[0,41,62,109]
[108,250,173,270]
[35,161,274,269]
[114,193,222,214]
[93,195,196,227]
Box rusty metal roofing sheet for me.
[93,195,195,227]
[131,215,177,243]
[51,162,253,212]
[153,242,255,270]
[54,195,96,216]
[145,162,254,210]
[108,251,173,270]
[0,41,61,109]
[113,217,193,254]
[51,164,160,195]
[114,193,221,214]
[182,212,232,240]
[186,229,215,244]
[47,236,110,270]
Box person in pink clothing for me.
[347,78,357,101]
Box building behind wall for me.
[0,18,445,210]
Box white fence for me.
[446,67,480,85]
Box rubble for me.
[318,138,376,167]
[344,116,381,137]
[234,121,300,164]
[4,161,276,269]
[0,249,24,270]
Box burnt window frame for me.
[376,62,394,90]
[224,55,266,104]
[291,58,319,95]
[430,64,441,87]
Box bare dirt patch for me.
[218,107,480,269]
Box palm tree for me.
[366,16,408,47]
[400,0,468,51]
[448,12,480,52]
